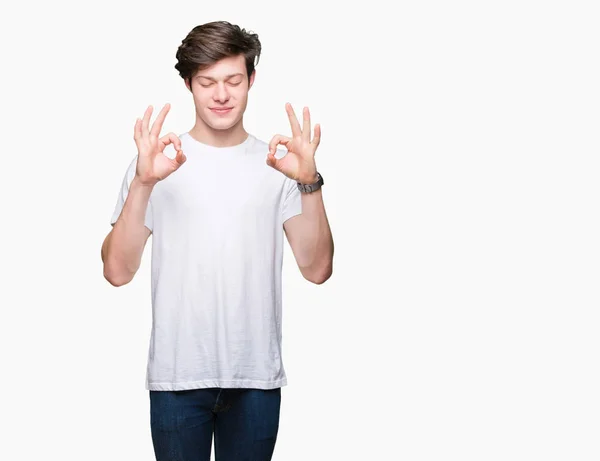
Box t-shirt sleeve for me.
[110,156,153,232]
[281,176,302,224]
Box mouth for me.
[210,107,233,115]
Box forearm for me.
[296,188,334,282]
[102,176,154,286]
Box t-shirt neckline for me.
[184,132,254,155]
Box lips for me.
[210,107,233,114]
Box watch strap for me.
[297,172,324,193]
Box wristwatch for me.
[297,172,324,193]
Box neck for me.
[188,119,249,148]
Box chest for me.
[151,156,283,233]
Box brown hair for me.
[175,21,262,90]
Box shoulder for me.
[248,134,267,152]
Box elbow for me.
[314,272,332,285]
[103,265,133,287]
[306,265,333,285]
[311,277,328,285]
[104,271,131,287]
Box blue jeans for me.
[149,387,282,461]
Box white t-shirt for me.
[110,132,302,391]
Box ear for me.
[248,70,256,90]
[185,78,192,93]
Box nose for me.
[213,82,230,103]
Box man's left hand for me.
[266,103,321,184]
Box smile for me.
[210,108,233,115]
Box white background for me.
[0,0,598,460]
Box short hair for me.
[175,21,262,89]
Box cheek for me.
[194,95,211,107]
[234,89,249,103]
[191,87,210,103]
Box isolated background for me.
[0,0,598,460]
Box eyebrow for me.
[196,73,244,81]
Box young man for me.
[101,21,334,461]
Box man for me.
[101,21,334,461]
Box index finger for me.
[285,103,302,138]
[150,103,171,138]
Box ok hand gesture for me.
[266,103,321,184]
[134,103,187,186]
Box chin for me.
[208,121,237,131]
[206,116,241,130]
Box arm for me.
[102,103,187,286]
[102,176,153,287]
[284,187,333,284]
[267,103,334,284]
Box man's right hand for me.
[134,103,187,186]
